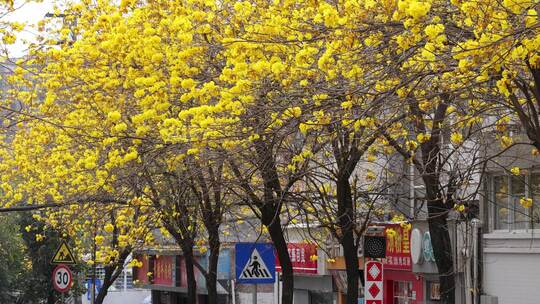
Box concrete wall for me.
[483,252,540,304]
[293,275,333,293]
[81,290,150,304]
[483,232,540,304]
[237,292,274,304]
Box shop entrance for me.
[392,281,415,304]
[383,271,423,304]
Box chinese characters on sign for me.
[153,255,174,286]
[276,243,317,274]
[381,224,412,271]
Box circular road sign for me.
[52,264,73,293]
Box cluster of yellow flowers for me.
[0,0,535,269]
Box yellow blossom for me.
[510,167,520,176]
[95,235,104,245]
[519,197,533,208]
[104,223,114,233]
[450,132,463,145]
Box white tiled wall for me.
[483,252,540,304]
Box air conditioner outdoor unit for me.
[480,295,498,304]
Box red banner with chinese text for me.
[276,243,318,274]
[381,223,412,271]
[153,255,174,286]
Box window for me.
[492,173,540,230]
[393,281,414,304]
[529,175,540,226]
[114,269,135,289]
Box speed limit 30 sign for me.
[52,264,73,293]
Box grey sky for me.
[6,0,55,57]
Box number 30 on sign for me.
[52,264,73,293]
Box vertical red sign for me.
[365,260,383,304]
[276,243,318,274]
[153,255,174,286]
[382,223,412,271]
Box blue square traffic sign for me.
[235,243,275,284]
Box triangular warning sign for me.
[239,248,272,279]
[51,241,76,265]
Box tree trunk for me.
[94,247,131,304]
[184,250,198,304]
[427,200,455,304]
[206,227,221,304]
[264,213,293,304]
[337,176,359,304]
[47,292,55,304]
[95,269,123,304]
[95,278,112,304]
[417,104,455,304]
[252,138,293,304]
[183,246,198,304]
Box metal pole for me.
[277,272,280,304]
[123,269,127,291]
[274,272,278,304]
[252,284,257,304]
[91,221,97,304]
[231,279,236,304]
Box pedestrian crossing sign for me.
[235,243,275,284]
[51,241,77,265]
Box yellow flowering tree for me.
[1,1,238,303]
[323,1,505,303]
[4,1,537,304]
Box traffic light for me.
[363,235,386,258]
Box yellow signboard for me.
[51,241,76,265]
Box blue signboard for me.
[217,249,231,280]
[235,243,275,284]
[86,278,102,300]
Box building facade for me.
[480,142,540,304]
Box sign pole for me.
[276,272,280,304]
[91,221,97,304]
[252,284,257,304]
[278,272,281,304]
[231,279,236,304]
[235,243,275,304]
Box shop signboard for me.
[217,249,231,280]
[381,223,412,271]
[276,243,318,274]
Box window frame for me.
[490,172,540,232]
[392,280,414,304]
